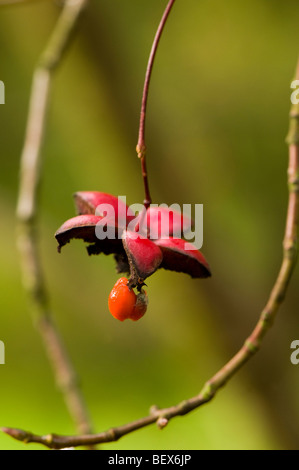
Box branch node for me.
[199,382,214,401]
[45,433,54,445]
[136,144,146,160]
[149,404,160,415]
[244,338,259,354]
[156,417,168,430]
[260,309,274,328]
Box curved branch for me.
[15,0,93,439]
[7,59,299,450]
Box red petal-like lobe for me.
[136,206,193,239]
[155,238,211,278]
[55,214,124,256]
[122,230,163,282]
[73,191,135,227]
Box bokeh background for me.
[0,0,299,450]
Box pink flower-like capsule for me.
[55,191,211,312]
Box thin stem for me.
[7,59,299,450]
[136,0,176,208]
[16,0,94,442]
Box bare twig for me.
[7,58,299,449]
[136,0,176,208]
[15,0,93,439]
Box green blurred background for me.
[0,0,299,450]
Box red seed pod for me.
[122,230,163,284]
[55,191,212,289]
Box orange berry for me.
[108,277,136,321]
